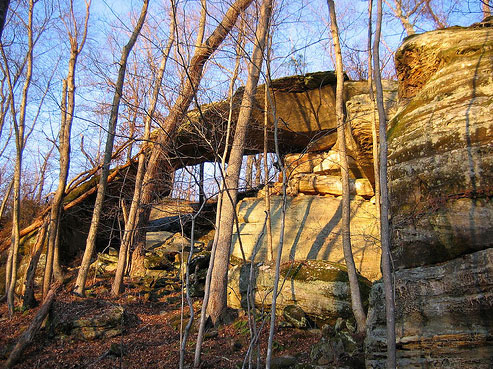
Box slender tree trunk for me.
[194,21,245,366]
[22,219,48,309]
[74,0,148,296]
[199,162,205,204]
[5,0,34,316]
[43,80,67,296]
[264,31,287,369]
[326,0,367,335]
[52,221,63,281]
[45,1,91,295]
[207,0,272,325]
[0,176,13,219]
[133,0,255,268]
[112,8,175,296]
[483,0,491,18]
[195,0,207,48]
[374,0,396,366]
[34,145,54,204]
[389,0,415,35]
[367,0,380,219]
[254,154,262,187]
[424,0,446,29]
[245,155,254,189]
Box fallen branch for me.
[0,160,134,252]
[5,282,62,368]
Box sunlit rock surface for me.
[171,73,397,170]
[230,194,381,281]
[389,20,493,268]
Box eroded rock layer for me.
[228,260,372,327]
[171,74,397,172]
[366,248,493,369]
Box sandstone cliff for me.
[366,18,493,368]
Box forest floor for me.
[0,275,320,368]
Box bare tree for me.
[207,0,272,325]
[245,155,254,189]
[368,0,380,218]
[34,144,54,205]
[74,0,149,296]
[326,0,367,335]
[254,154,262,186]
[374,0,396,366]
[264,28,287,369]
[22,218,48,308]
[263,81,273,262]
[111,0,176,296]
[3,0,35,316]
[130,0,255,277]
[43,0,91,297]
[193,17,245,367]
[483,0,491,18]
[0,176,13,219]
[384,0,458,35]
[384,0,417,35]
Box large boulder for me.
[227,260,371,327]
[231,195,381,281]
[52,303,125,341]
[91,232,192,278]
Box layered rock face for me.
[388,22,493,268]
[366,249,493,368]
[366,19,493,368]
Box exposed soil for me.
[0,275,320,368]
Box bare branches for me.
[74,0,149,296]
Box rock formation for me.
[171,73,397,177]
[227,260,372,327]
[366,19,493,368]
[227,78,399,284]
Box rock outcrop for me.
[226,77,398,285]
[366,248,493,368]
[52,303,125,341]
[227,260,371,327]
[366,19,493,368]
[388,21,493,269]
